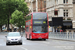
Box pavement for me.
[0,33,75,50]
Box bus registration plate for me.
[38,37,42,39]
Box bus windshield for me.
[33,26,48,33]
[33,13,47,19]
[33,13,47,25]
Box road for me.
[0,33,75,50]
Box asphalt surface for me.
[0,33,75,50]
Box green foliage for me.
[0,0,8,26]
[67,18,71,20]
[0,0,29,26]
[63,18,65,20]
[26,15,31,21]
[10,10,25,27]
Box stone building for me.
[46,0,73,32]
[25,0,46,12]
[73,0,75,28]
[46,0,73,21]
[25,0,33,13]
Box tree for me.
[0,0,29,31]
[0,15,8,31]
[10,10,25,31]
[0,1,8,31]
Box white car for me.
[5,32,22,45]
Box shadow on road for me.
[6,44,22,46]
[29,39,47,41]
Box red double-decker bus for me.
[25,12,49,40]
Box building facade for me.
[38,0,46,12]
[25,0,46,12]
[25,0,33,13]
[46,0,73,32]
[73,0,75,28]
[46,0,73,21]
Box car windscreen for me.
[8,32,20,37]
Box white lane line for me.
[18,46,28,50]
[21,47,28,50]
[42,42,50,44]
[23,43,26,44]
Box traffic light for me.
[54,10,58,15]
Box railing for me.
[0,32,75,41]
[49,32,75,41]
[0,32,25,37]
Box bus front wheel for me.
[43,39,46,41]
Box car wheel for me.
[20,42,22,45]
[43,39,46,41]
[6,43,9,45]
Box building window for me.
[63,0,68,4]
[54,9,58,15]
[55,0,58,5]
[44,1,46,12]
[44,1,46,8]
[26,27,29,32]
[63,10,68,17]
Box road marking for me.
[23,43,26,44]
[21,47,28,50]
[18,46,28,50]
[42,42,50,44]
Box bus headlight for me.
[33,34,35,36]
[46,34,48,36]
